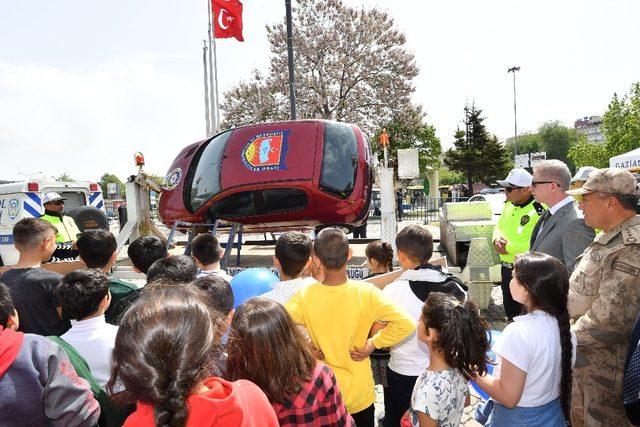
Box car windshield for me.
[188,131,232,212]
[320,122,358,198]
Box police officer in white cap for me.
[40,192,81,260]
[570,166,597,190]
[493,168,545,320]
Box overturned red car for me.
[158,120,373,232]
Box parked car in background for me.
[158,120,373,232]
[468,190,506,216]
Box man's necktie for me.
[534,209,551,242]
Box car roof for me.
[468,192,506,215]
[220,121,323,191]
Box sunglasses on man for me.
[505,187,524,193]
[530,181,557,187]
[47,200,64,205]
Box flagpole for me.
[202,40,211,137]
[212,18,221,129]
[285,0,297,120]
[207,0,218,136]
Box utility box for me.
[439,201,499,267]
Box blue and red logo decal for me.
[241,130,291,172]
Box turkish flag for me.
[212,0,244,42]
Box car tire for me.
[0,254,4,267]
[67,206,110,232]
[314,223,355,235]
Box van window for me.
[320,122,358,198]
[59,192,86,211]
[188,131,232,212]
[208,188,307,219]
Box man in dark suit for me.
[529,160,595,273]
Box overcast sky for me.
[1,0,638,182]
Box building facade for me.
[574,115,605,144]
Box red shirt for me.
[124,377,278,426]
[273,363,354,426]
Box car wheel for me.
[314,223,355,235]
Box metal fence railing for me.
[369,197,470,223]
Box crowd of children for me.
[0,217,578,427]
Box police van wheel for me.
[0,255,3,267]
[67,206,110,233]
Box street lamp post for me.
[507,66,520,157]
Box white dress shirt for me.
[61,315,118,387]
[197,268,234,283]
[549,196,574,215]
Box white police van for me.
[0,180,106,266]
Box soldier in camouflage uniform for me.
[566,168,640,426]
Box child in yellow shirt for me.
[286,228,415,426]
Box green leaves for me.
[372,104,442,176]
[220,0,420,138]
[568,142,609,168]
[537,121,583,173]
[98,173,125,198]
[443,105,510,192]
[603,82,640,157]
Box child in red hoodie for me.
[107,282,278,427]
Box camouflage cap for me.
[566,168,639,196]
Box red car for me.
[158,120,372,232]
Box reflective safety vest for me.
[493,198,545,263]
[40,213,81,243]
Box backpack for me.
[408,265,469,303]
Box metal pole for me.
[207,0,218,136]
[212,33,221,129]
[285,0,297,120]
[383,146,388,169]
[507,66,520,156]
[202,40,211,137]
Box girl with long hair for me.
[226,298,353,426]
[406,292,490,427]
[107,284,278,427]
[475,252,575,426]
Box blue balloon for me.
[230,268,279,309]
[470,329,502,401]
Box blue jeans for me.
[476,398,567,427]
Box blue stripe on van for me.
[89,192,100,203]
[0,235,14,245]
[25,192,41,206]
[96,201,104,210]
[23,201,42,218]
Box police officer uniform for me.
[40,192,81,260]
[567,168,640,426]
[493,169,545,320]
